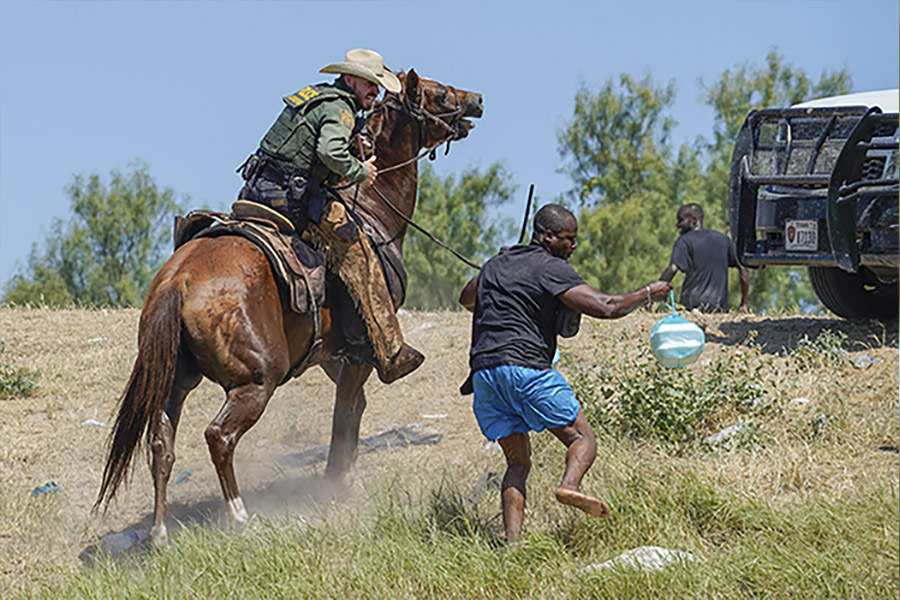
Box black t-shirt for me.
[670,228,738,312]
[469,244,586,371]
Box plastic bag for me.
[649,292,705,368]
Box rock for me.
[581,546,700,572]
[706,422,743,444]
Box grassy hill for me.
[0,307,897,598]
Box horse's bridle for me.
[345,82,482,270]
[365,84,469,174]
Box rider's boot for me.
[376,343,425,384]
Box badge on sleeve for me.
[339,108,355,130]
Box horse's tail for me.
[94,282,183,513]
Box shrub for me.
[0,340,39,399]
[570,342,774,452]
[789,329,851,370]
[426,475,501,546]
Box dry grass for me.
[0,306,897,597]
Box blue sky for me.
[1,0,897,287]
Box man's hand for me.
[647,280,672,300]
[362,155,378,187]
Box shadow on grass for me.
[705,316,898,355]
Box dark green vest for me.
[259,83,358,183]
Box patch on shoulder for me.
[339,107,355,130]
[284,86,320,108]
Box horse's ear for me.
[404,69,420,102]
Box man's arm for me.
[661,237,688,282]
[560,280,671,319]
[314,103,369,184]
[737,263,749,313]
[458,275,478,312]
[659,263,679,282]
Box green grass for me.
[14,442,898,600]
[3,314,896,599]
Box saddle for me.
[173,202,326,316]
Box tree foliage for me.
[2,163,185,307]
[403,163,516,310]
[558,74,678,207]
[557,51,852,311]
[558,74,704,295]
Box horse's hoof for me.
[239,513,261,536]
[150,526,168,547]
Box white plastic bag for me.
[649,292,705,368]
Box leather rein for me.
[349,85,482,270]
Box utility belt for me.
[238,150,302,187]
[237,150,333,222]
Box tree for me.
[699,49,851,311]
[557,74,705,295]
[403,163,516,310]
[558,73,679,208]
[2,163,186,307]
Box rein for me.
[369,183,481,270]
[348,86,482,270]
[331,94,459,193]
[372,89,465,175]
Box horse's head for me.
[390,69,484,149]
[353,69,484,243]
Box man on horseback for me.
[237,48,423,384]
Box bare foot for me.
[555,487,611,518]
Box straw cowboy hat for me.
[320,48,401,94]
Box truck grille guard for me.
[730,106,899,273]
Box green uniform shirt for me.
[259,79,368,185]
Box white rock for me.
[581,546,700,572]
[706,422,743,444]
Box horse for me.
[95,69,484,546]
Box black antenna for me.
[517,184,535,244]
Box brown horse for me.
[95,70,483,545]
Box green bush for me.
[570,342,775,452]
[789,329,851,370]
[0,340,39,399]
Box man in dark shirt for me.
[458,204,671,543]
[660,203,749,313]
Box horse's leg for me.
[323,361,372,481]
[204,378,280,529]
[149,359,201,546]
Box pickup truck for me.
[729,90,899,319]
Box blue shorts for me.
[472,365,580,441]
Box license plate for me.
[785,220,818,251]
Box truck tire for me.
[807,266,899,319]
